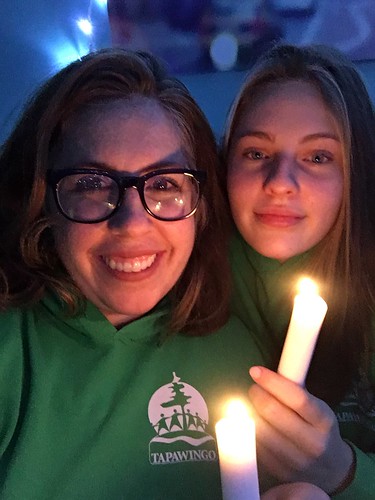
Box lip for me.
[100,252,162,281]
[254,208,305,227]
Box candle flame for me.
[225,399,250,420]
[297,277,319,297]
[216,399,256,465]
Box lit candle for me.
[278,277,328,386]
[215,400,260,500]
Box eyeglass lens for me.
[56,171,200,222]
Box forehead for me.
[52,97,191,171]
[61,97,179,144]
[242,80,331,118]
[237,80,338,130]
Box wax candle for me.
[278,277,328,386]
[215,400,260,500]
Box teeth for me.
[104,255,156,273]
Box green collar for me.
[232,227,312,276]
[39,291,169,347]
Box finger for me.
[254,414,308,475]
[249,384,325,454]
[256,430,331,486]
[261,483,330,500]
[249,366,332,427]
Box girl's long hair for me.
[223,44,375,404]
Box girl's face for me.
[227,80,344,262]
[50,99,196,327]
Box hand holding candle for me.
[278,277,327,386]
[215,399,260,500]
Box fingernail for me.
[250,366,262,380]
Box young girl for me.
[224,44,375,497]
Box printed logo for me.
[148,372,217,465]
[336,370,375,435]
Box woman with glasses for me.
[224,44,375,497]
[0,47,261,499]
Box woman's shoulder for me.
[0,306,27,336]
[0,296,60,348]
[185,313,269,366]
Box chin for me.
[253,243,298,262]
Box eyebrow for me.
[70,159,191,175]
[235,130,271,141]
[300,132,341,143]
[234,130,341,144]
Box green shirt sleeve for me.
[0,310,24,458]
[332,442,375,499]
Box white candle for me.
[278,277,328,386]
[215,400,260,500]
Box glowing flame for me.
[297,277,319,296]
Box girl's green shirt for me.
[230,230,375,499]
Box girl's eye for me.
[308,152,333,164]
[245,150,269,161]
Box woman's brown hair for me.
[0,48,231,335]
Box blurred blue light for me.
[49,40,89,70]
[77,18,93,36]
[210,32,238,71]
[95,0,107,7]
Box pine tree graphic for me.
[154,373,208,437]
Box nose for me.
[263,156,299,196]
[108,187,152,233]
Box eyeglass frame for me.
[46,167,207,223]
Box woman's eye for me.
[75,176,103,191]
[71,175,114,194]
[149,177,179,191]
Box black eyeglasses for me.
[47,167,206,223]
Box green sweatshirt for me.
[230,230,375,499]
[0,291,266,500]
